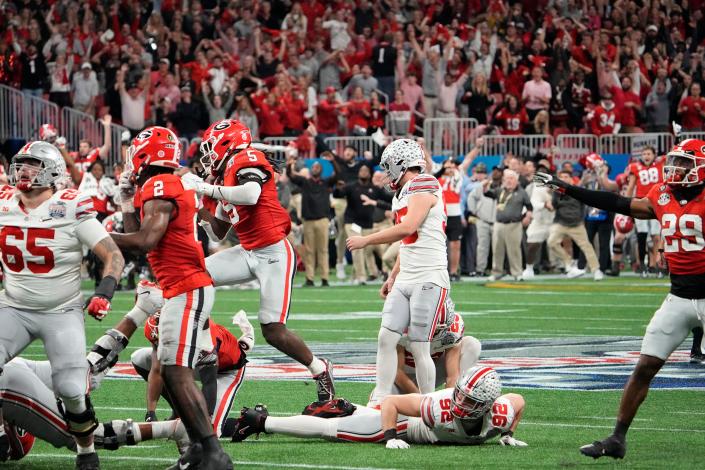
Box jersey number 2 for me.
[0,227,55,273]
[661,214,705,252]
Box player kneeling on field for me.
[225,366,526,448]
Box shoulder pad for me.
[55,189,96,221]
[236,167,270,185]
[141,174,182,202]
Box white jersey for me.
[0,187,109,312]
[399,312,464,370]
[392,174,449,288]
[407,389,515,445]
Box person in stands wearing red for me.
[317,86,343,138]
[494,95,528,135]
[345,86,371,135]
[618,75,643,133]
[589,91,620,136]
[256,92,286,139]
[678,82,705,132]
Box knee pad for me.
[58,395,98,437]
[87,329,129,374]
[612,243,623,255]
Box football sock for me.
[692,327,704,355]
[307,356,326,376]
[460,337,482,371]
[265,416,335,439]
[408,341,435,394]
[76,442,95,454]
[149,420,178,440]
[636,233,648,268]
[613,421,629,441]
[372,328,402,402]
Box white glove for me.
[499,435,528,447]
[118,172,135,202]
[233,310,255,352]
[181,172,206,193]
[55,136,66,149]
[385,439,410,449]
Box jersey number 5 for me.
[0,227,55,273]
[661,214,705,252]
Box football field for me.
[10,276,704,469]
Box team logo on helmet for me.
[136,129,153,141]
[214,120,231,131]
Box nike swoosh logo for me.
[179,463,191,470]
[268,259,278,264]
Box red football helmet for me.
[664,139,705,186]
[2,423,36,461]
[200,119,252,175]
[126,126,181,180]
[144,312,161,345]
[579,152,604,171]
[39,123,58,143]
[615,172,628,189]
[613,214,634,234]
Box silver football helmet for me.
[379,138,426,190]
[10,141,67,190]
[451,366,502,420]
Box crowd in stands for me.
[2,0,705,143]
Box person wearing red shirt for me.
[368,91,386,132]
[111,127,231,469]
[625,146,664,275]
[281,89,307,135]
[588,92,620,136]
[317,86,342,137]
[301,0,326,31]
[186,120,336,404]
[256,92,286,138]
[345,86,371,134]
[678,82,705,131]
[493,95,528,135]
[619,76,643,132]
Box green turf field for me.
[8,276,705,469]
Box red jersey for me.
[346,100,370,131]
[620,91,641,127]
[646,184,705,276]
[210,322,244,371]
[678,96,705,130]
[589,106,618,136]
[495,108,528,135]
[219,149,291,250]
[627,160,664,198]
[317,99,340,134]
[139,173,212,298]
[71,148,100,173]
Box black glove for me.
[533,171,568,192]
[145,411,158,422]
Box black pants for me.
[578,219,612,272]
[460,221,477,274]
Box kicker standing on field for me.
[347,138,449,406]
[534,138,705,460]
[0,142,125,470]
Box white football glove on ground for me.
[499,435,528,447]
[385,439,410,449]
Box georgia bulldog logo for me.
[214,120,231,131]
[136,129,153,141]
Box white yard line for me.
[29,453,399,470]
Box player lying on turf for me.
[0,356,190,460]
[534,138,705,460]
[131,310,254,437]
[371,298,481,397]
[227,366,527,448]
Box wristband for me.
[501,430,514,437]
[383,429,397,442]
[95,275,119,301]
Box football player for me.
[110,126,232,469]
[0,141,125,470]
[0,357,189,458]
[179,119,335,402]
[534,138,705,460]
[346,139,450,406]
[131,310,254,437]
[625,146,664,275]
[228,366,527,448]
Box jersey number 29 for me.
[0,227,55,273]
[661,214,705,252]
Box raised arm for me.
[97,114,112,159]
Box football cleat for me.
[75,452,100,470]
[579,435,626,460]
[690,353,705,364]
[230,405,269,442]
[166,442,203,470]
[200,448,233,470]
[313,359,336,402]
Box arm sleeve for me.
[563,184,633,215]
[76,218,110,249]
[204,181,262,205]
[215,202,231,223]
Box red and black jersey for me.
[495,108,528,135]
[219,149,291,250]
[139,173,212,298]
